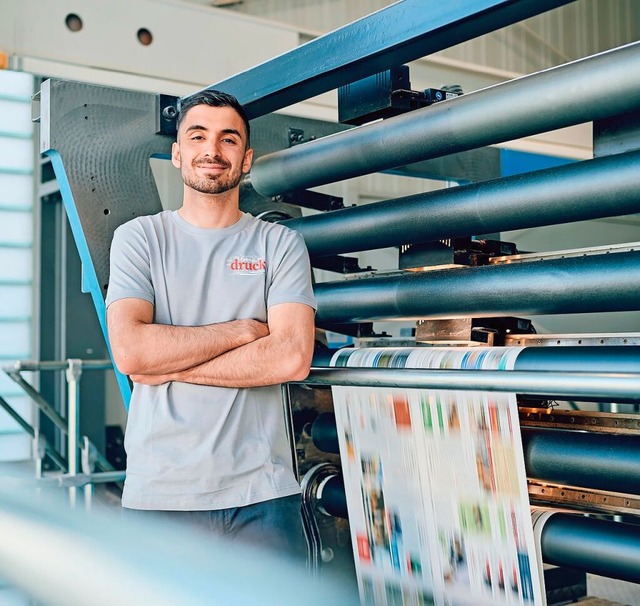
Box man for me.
[105,90,316,559]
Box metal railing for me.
[1,359,122,508]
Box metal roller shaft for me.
[282,150,640,257]
[317,475,348,519]
[541,513,640,584]
[314,251,640,323]
[250,42,640,196]
[310,344,640,402]
[302,368,640,402]
[311,413,341,455]
[313,346,640,374]
[522,428,640,495]
[515,346,640,374]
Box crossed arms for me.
[107,297,315,387]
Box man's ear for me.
[171,141,181,169]
[242,147,254,174]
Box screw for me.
[163,105,177,119]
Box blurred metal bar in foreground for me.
[0,488,358,606]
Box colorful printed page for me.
[330,347,545,606]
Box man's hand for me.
[237,318,270,341]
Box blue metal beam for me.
[203,0,576,118]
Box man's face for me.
[171,104,253,195]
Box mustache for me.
[194,156,230,168]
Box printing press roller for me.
[310,345,640,403]
[300,343,640,585]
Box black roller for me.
[542,513,640,584]
[515,346,640,374]
[318,475,348,519]
[282,151,640,257]
[314,251,640,323]
[251,42,640,196]
[522,428,640,494]
[311,413,339,454]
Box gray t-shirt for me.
[105,210,316,510]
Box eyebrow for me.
[184,125,243,140]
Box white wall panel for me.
[0,101,32,137]
[0,586,30,606]
[0,432,30,460]
[0,75,34,458]
[0,248,32,282]
[0,324,31,356]
[0,0,299,91]
[0,372,34,397]
[0,173,33,208]
[0,138,33,173]
[0,286,31,319]
[0,212,32,246]
[439,0,640,74]
[0,70,34,98]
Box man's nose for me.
[203,140,222,157]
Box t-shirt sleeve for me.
[267,228,317,311]
[105,220,155,308]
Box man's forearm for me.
[134,331,312,388]
[112,319,269,376]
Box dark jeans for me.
[122,494,307,563]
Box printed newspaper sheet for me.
[330,347,544,606]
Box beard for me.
[182,156,244,195]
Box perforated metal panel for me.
[40,79,172,299]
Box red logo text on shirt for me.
[227,255,267,274]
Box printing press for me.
[37,1,640,603]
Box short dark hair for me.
[176,89,250,147]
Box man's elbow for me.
[111,346,143,376]
[287,364,311,383]
[282,348,313,382]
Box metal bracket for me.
[277,190,344,212]
[311,255,372,275]
[65,358,83,384]
[300,462,342,577]
[287,127,317,147]
[157,94,179,136]
[520,407,640,435]
[529,481,640,516]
